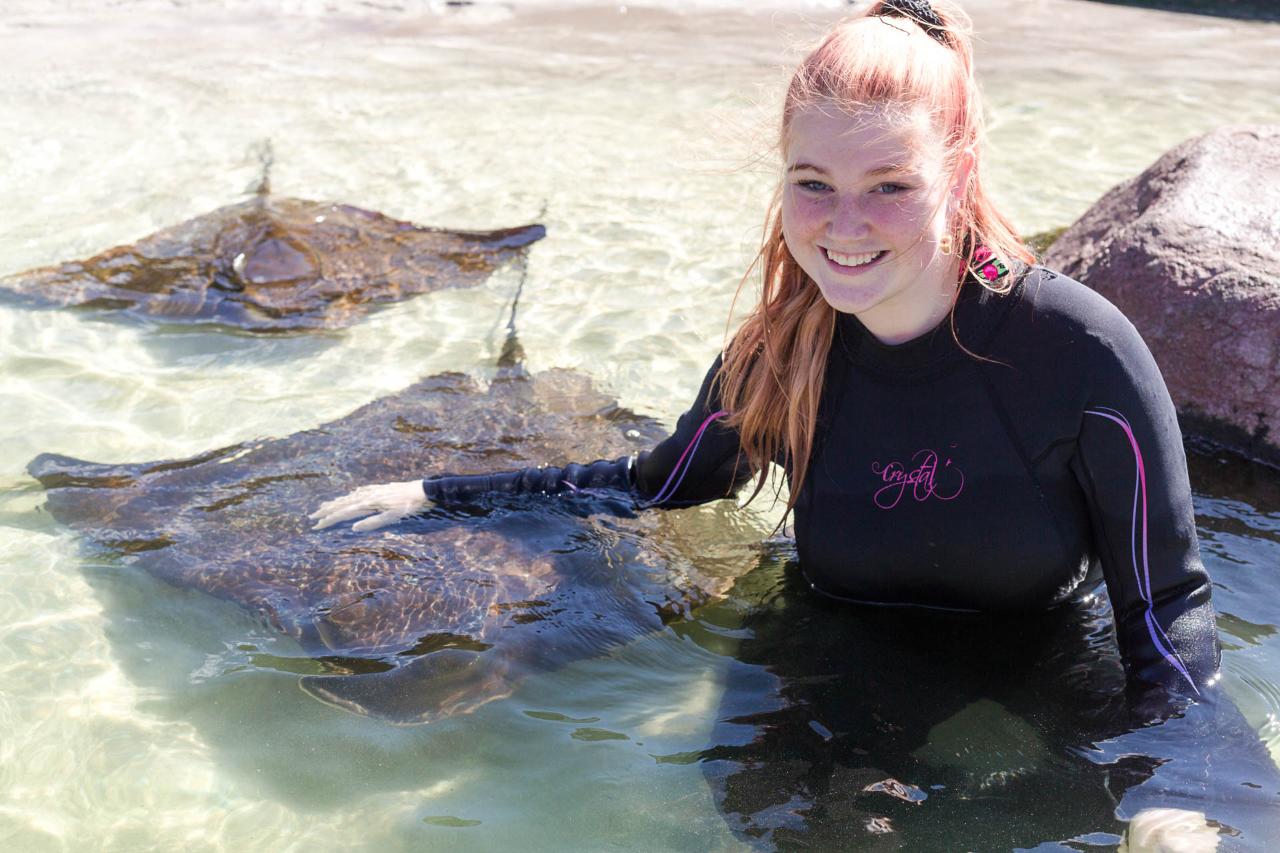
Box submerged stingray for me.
[27,366,731,723]
[0,192,545,331]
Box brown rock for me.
[1044,125,1280,467]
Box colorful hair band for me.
[972,245,1010,282]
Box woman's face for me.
[781,103,970,343]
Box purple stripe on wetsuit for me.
[1085,406,1199,696]
[647,409,729,506]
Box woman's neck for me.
[855,255,964,346]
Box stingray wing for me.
[0,197,546,332]
[29,369,666,664]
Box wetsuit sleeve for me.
[423,456,637,504]
[1069,315,1219,705]
[630,353,753,506]
[423,354,752,508]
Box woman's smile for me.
[823,248,888,273]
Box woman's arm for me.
[310,354,752,531]
[1068,312,1218,712]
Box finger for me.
[352,509,404,533]
[311,503,379,530]
[309,484,387,519]
[308,504,336,521]
[308,495,358,520]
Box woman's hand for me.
[1120,808,1219,853]
[309,480,432,532]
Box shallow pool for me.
[1,0,1278,849]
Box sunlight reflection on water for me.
[1,0,1278,849]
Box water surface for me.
[2,0,1278,849]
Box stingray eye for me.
[240,237,319,286]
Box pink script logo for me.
[870,447,965,510]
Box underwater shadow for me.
[681,547,1280,850]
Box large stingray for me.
[0,188,544,332]
[27,364,727,723]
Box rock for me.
[1044,125,1280,468]
[1025,226,1067,257]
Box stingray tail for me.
[489,200,546,373]
[497,249,530,372]
[245,139,274,199]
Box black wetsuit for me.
[422,265,1218,703]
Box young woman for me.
[311,0,1217,712]
[312,1,1276,842]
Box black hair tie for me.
[877,0,949,46]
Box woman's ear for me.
[949,147,976,214]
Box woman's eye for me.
[793,180,911,195]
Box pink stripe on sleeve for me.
[648,410,729,506]
[1085,407,1199,696]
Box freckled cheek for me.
[869,202,923,236]
[781,195,831,241]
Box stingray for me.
[26,360,736,723]
[0,186,544,332]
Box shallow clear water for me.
[1,0,1279,849]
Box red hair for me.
[717,0,1034,519]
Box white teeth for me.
[826,248,883,267]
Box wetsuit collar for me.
[834,264,1028,380]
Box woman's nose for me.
[826,194,870,241]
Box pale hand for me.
[308,480,432,532]
[1121,808,1219,853]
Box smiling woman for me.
[8,0,1280,848]
[306,0,1278,845]
[310,0,1208,708]
[780,104,970,341]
